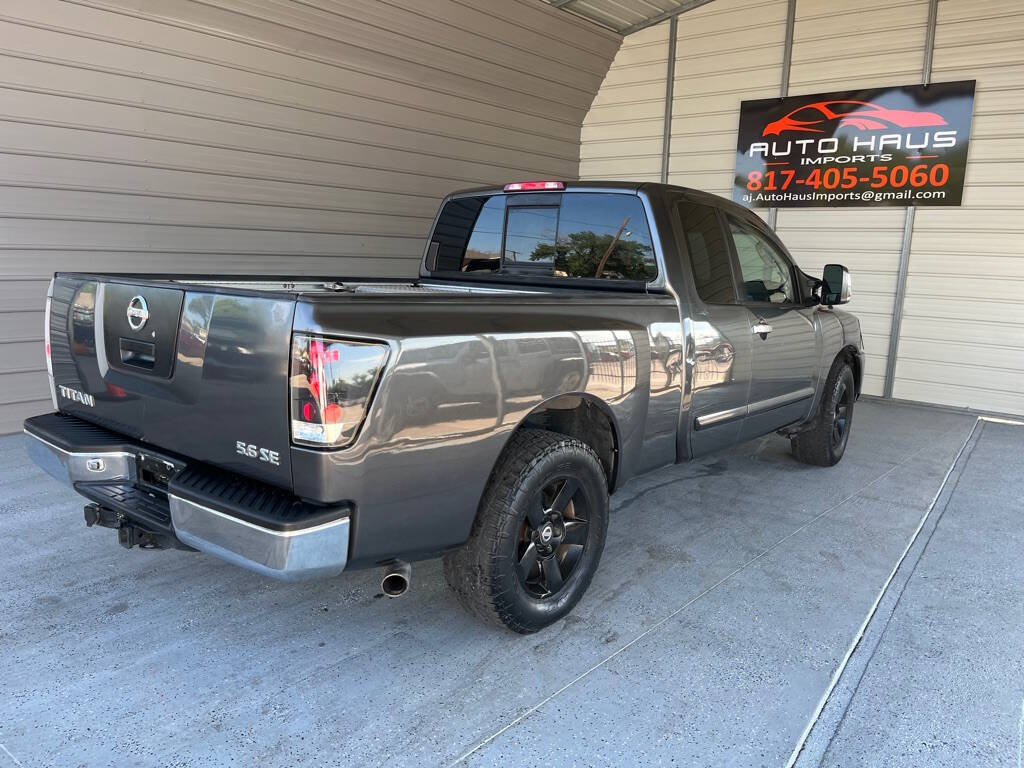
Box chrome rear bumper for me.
[168,495,350,581]
[24,428,350,581]
[26,432,136,485]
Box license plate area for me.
[135,450,186,493]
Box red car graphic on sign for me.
[762,100,947,136]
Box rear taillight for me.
[289,334,388,448]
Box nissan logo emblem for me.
[127,295,149,331]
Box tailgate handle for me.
[119,337,156,370]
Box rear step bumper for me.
[24,414,351,581]
[168,496,349,581]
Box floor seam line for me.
[445,425,961,767]
[785,416,985,768]
[816,423,983,765]
[0,744,24,768]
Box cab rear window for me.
[428,192,657,283]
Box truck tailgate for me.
[47,275,295,488]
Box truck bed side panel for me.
[289,292,682,567]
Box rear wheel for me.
[443,429,609,634]
[791,361,856,466]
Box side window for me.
[677,201,735,304]
[430,195,507,273]
[727,217,796,304]
[462,196,506,272]
[554,193,656,281]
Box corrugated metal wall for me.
[580,22,670,182]
[581,0,790,191]
[774,0,932,398]
[0,0,620,433]
[580,0,1024,415]
[894,1,1024,413]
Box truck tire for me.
[443,429,609,634]
[791,361,856,467]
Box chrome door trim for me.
[747,386,815,415]
[694,386,814,430]
[694,404,747,430]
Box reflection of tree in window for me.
[530,193,655,281]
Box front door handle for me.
[752,320,772,339]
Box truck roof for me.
[445,180,756,221]
[448,180,644,198]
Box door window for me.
[727,217,796,304]
[678,201,736,304]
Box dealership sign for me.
[733,80,976,208]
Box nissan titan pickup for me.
[25,181,863,633]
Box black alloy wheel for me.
[791,361,856,467]
[517,476,590,599]
[444,429,609,633]
[831,377,854,451]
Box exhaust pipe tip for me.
[381,561,411,597]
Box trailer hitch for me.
[83,502,123,530]
[83,503,176,550]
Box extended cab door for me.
[673,198,753,457]
[724,214,818,440]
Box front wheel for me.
[443,429,609,634]
[791,362,856,466]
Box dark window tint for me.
[427,192,657,282]
[678,202,736,303]
[727,216,796,304]
[462,196,505,272]
[504,206,558,276]
[430,195,510,273]
[554,194,656,281]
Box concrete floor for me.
[1,401,1021,767]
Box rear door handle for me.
[752,321,772,337]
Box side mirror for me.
[822,264,851,305]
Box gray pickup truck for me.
[25,181,862,633]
